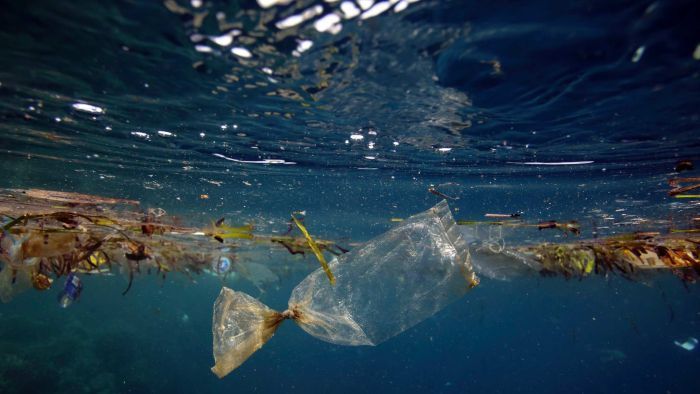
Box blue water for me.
[1,0,700,393]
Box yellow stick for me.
[291,214,336,285]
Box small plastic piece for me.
[674,337,698,351]
[211,201,477,378]
[213,256,232,275]
[57,273,83,308]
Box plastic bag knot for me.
[281,309,297,320]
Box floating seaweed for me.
[0,189,348,303]
[483,234,700,282]
[206,218,254,243]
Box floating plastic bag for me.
[211,200,478,378]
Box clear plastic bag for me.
[211,201,478,377]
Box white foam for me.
[256,0,293,8]
[340,1,361,18]
[276,5,323,29]
[210,33,234,47]
[72,103,104,114]
[314,13,341,32]
[195,45,214,53]
[357,0,375,10]
[361,1,391,20]
[231,47,253,58]
[394,0,408,13]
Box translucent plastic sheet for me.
[458,224,536,281]
[211,289,283,378]
[468,248,536,281]
[211,201,477,378]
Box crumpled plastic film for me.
[459,223,539,281]
[288,199,475,345]
[468,248,537,281]
[211,288,283,378]
[211,200,477,377]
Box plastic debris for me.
[31,271,53,290]
[211,201,478,378]
[428,186,457,200]
[236,262,279,292]
[212,256,233,276]
[674,337,698,351]
[58,273,82,308]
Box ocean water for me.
[1,0,700,393]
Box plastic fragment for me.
[58,273,82,308]
[674,337,698,351]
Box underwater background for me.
[1,0,700,393]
